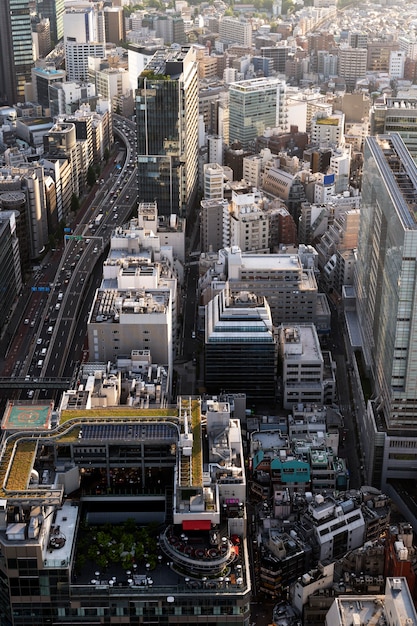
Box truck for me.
[95,213,104,226]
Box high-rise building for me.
[31,65,66,111]
[104,6,124,45]
[219,16,252,47]
[355,134,417,488]
[136,47,199,217]
[37,0,65,44]
[63,4,105,81]
[337,45,367,89]
[0,210,23,332]
[32,18,52,60]
[370,96,417,161]
[205,286,276,401]
[0,0,34,105]
[228,77,286,150]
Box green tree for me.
[70,194,80,213]
[87,165,97,188]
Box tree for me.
[87,165,97,188]
[71,194,80,214]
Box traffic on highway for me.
[0,115,138,404]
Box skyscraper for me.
[0,0,34,105]
[228,77,286,150]
[355,133,417,488]
[37,0,65,44]
[136,47,199,217]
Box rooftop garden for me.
[316,117,339,125]
[75,518,160,575]
[191,400,202,486]
[60,407,179,424]
[5,441,37,491]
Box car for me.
[28,390,34,398]
[24,318,29,325]
[192,331,196,339]
[93,247,98,253]
[36,338,42,345]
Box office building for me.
[104,6,124,45]
[199,246,327,329]
[31,66,66,111]
[355,134,417,488]
[370,96,417,161]
[0,165,52,262]
[200,198,230,253]
[154,15,186,46]
[389,50,405,79]
[203,162,231,201]
[205,287,276,402]
[48,81,96,118]
[367,41,399,72]
[228,77,286,150]
[398,35,417,61]
[278,324,335,409]
[87,203,184,392]
[36,0,65,44]
[88,59,132,113]
[0,398,251,624]
[0,0,34,105]
[260,45,290,73]
[136,47,199,217]
[32,18,52,60]
[0,210,23,335]
[286,87,331,134]
[63,5,106,81]
[44,122,83,199]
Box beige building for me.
[337,45,367,89]
[229,190,269,253]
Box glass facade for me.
[37,0,65,43]
[357,134,417,429]
[135,48,199,217]
[229,78,285,150]
[0,216,21,336]
[0,0,34,105]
